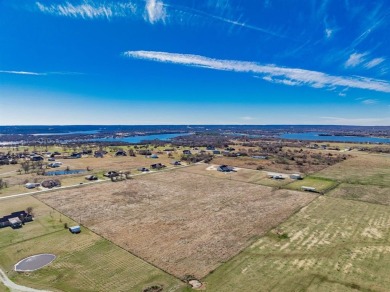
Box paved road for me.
[0,268,51,292]
[0,163,196,201]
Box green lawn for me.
[202,196,390,291]
[0,196,184,292]
[0,283,9,292]
[284,176,338,193]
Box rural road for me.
[0,268,51,292]
[0,162,197,201]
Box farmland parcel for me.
[35,169,316,278]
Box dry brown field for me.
[212,155,331,174]
[317,153,390,186]
[181,163,294,187]
[327,183,390,206]
[35,168,316,279]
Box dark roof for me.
[217,165,234,172]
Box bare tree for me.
[21,161,30,174]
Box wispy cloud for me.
[123,50,390,93]
[240,116,256,121]
[320,116,390,126]
[144,0,166,23]
[0,70,82,76]
[361,98,378,105]
[0,70,46,76]
[35,1,137,20]
[33,1,288,37]
[364,57,385,69]
[345,52,368,68]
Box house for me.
[8,217,22,229]
[94,151,105,158]
[171,160,181,166]
[69,153,81,159]
[150,154,159,159]
[69,225,81,234]
[48,162,62,168]
[0,211,33,229]
[103,171,119,178]
[182,150,191,155]
[25,183,40,189]
[290,174,302,180]
[151,163,165,170]
[268,173,284,179]
[217,165,235,172]
[115,150,127,156]
[30,155,44,161]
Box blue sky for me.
[0,0,389,125]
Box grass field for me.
[203,196,390,291]
[182,164,293,187]
[284,176,339,193]
[0,196,183,292]
[317,153,390,186]
[0,283,8,292]
[327,183,390,206]
[35,168,316,279]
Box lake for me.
[93,133,189,143]
[280,132,390,143]
[45,169,86,176]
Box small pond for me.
[45,169,86,176]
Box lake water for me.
[94,133,189,143]
[280,132,390,143]
[45,169,86,176]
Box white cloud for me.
[345,52,368,68]
[36,1,137,20]
[361,98,377,105]
[144,0,166,24]
[241,116,256,121]
[320,116,390,126]
[0,70,46,76]
[364,57,385,69]
[325,28,333,38]
[123,50,390,93]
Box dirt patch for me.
[35,168,316,278]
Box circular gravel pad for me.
[14,254,56,272]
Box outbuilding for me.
[301,186,317,192]
[290,174,302,180]
[69,226,81,234]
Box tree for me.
[21,161,30,174]
[26,207,33,215]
